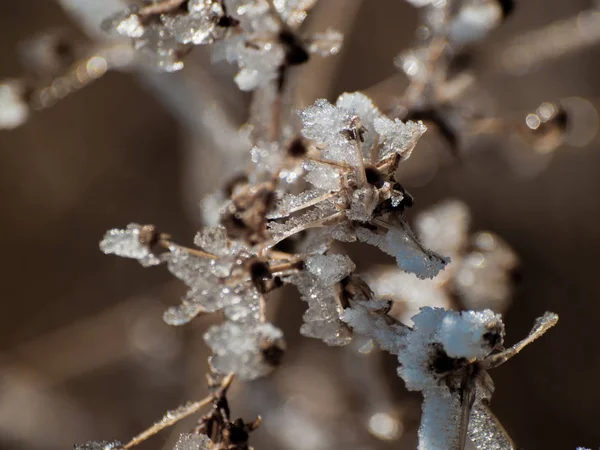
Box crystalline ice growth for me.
[418,387,462,450]
[267,189,330,219]
[75,441,123,450]
[273,0,317,26]
[340,298,406,354]
[99,223,161,267]
[302,159,342,191]
[356,225,449,279]
[204,321,285,380]
[299,98,358,166]
[438,310,504,359]
[0,81,29,130]
[163,0,228,45]
[305,253,355,285]
[289,254,355,346]
[102,9,145,39]
[468,403,516,450]
[373,116,427,162]
[193,226,234,257]
[173,433,213,450]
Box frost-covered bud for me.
[204,321,285,380]
[173,433,212,450]
[438,310,504,360]
[75,441,123,450]
[99,223,161,267]
[0,80,29,130]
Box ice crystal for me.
[305,253,355,284]
[373,116,427,162]
[204,321,285,380]
[364,200,518,319]
[211,0,341,90]
[99,223,161,267]
[438,309,504,360]
[75,441,123,450]
[288,254,356,346]
[162,241,261,325]
[102,8,145,39]
[173,433,212,450]
[163,0,230,45]
[273,0,317,27]
[0,80,29,130]
[340,298,406,354]
[355,225,449,280]
[468,403,516,450]
[103,9,189,72]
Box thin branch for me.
[123,373,234,449]
[138,0,187,16]
[483,312,559,369]
[158,240,219,260]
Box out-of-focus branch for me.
[56,0,246,152]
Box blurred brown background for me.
[0,1,599,449]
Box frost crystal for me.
[75,441,123,450]
[305,253,355,285]
[173,433,212,450]
[102,9,145,39]
[99,223,161,267]
[373,116,427,162]
[0,81,29,130]
[163,0,229,45]
[356,225,449,280]
[289,254,356,346]
[102,9,189,72]
[204,321,285,380]
[209,0,341,91]
[438,310,504,360]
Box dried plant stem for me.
[139,0,187,16]
[261,211,346,251]
[484,312,558,369]
[159,240,219,260]
[123,374,235,449]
